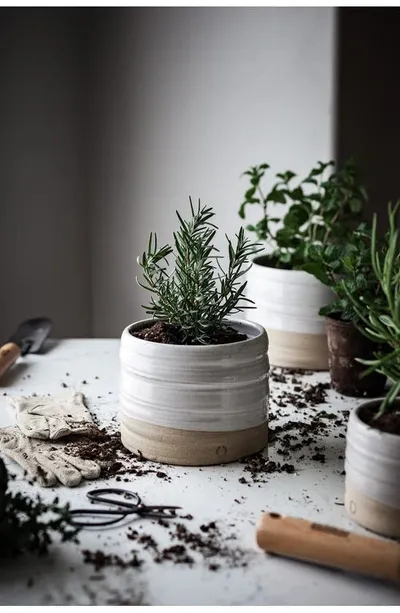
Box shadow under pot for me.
[325,316,386,397]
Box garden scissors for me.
[69,488,181,527]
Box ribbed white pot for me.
[345,400,400,538]
[118,318,269,466]
[245,256,333,369]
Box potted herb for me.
[239,159,367,369]
[341,202,400,538]
[301,224,387,397]
[118,200,269,466]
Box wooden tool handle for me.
[0,343,21,381]
[256,512,400,583]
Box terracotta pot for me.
[345,399,400,538]
[245,255,333,370]
[325,316,386,397]
[118,318,269,466]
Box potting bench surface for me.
[0,339,399,606]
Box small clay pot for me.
[325,316,386,397]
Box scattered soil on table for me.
[270,368,330,410]
[131,321,247,345]
[239,454,295,484]
[63,427,172,481]
[360,406,400,435]
[236,368,350,484]
[141,518,248,569]
[83,518,249,573]
[82,549,144,571]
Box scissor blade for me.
[137,505,182,519]
[141,505,181,511]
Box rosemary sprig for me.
[137,198,262,344]
[342,201,400,417]
[0,459,80,558]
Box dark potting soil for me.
[82,549,144,571]
[360,406,400,436]
[83,519,249,573]
[238,454,295,484]
[236,368,349,485]
[62,427,172,481]
[130,321,247,345]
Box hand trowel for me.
[0,317,53,381]
[256,512,400,584]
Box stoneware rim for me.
[124,317,266,350]
[353,398,400,441]
[251,254,322,282]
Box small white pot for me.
[118,318,269,465]
[345,400,400,538]
[245,256,333,369]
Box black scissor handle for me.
[68,507,133,527]
[86,488,141,509]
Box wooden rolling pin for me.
[256,512,400,583]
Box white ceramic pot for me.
[118,318,269,466]
[345,400,400,538]
[245,256,333,369]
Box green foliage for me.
[0,460,79,558]
[341,202,400,416]
[239,158,367,268]
[301,222,386,323]
[137,198,262,344]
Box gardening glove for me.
[9,391,95,440]
[0,426,101,487]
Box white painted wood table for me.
[0,339,399,606]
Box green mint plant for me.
[239,158,367,268]
[300,222,386,323]
[342,202,400,416]
[137,198,262,344]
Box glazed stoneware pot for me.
[118,318,269,466]
[245,255,333,370]
[345,399,400,538]
[325,316,387,397]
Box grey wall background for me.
[0,9,90,340]
[88,7,335,337]
[0,7,398,339]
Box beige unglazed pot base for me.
[267,328,329,370]
[120,414,268,466]
[345,480,400,539]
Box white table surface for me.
[0,339,399,606]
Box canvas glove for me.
[9,391,95,440]
[0,426,101,487]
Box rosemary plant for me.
[342,202,400,416]
[137,199,261,344]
